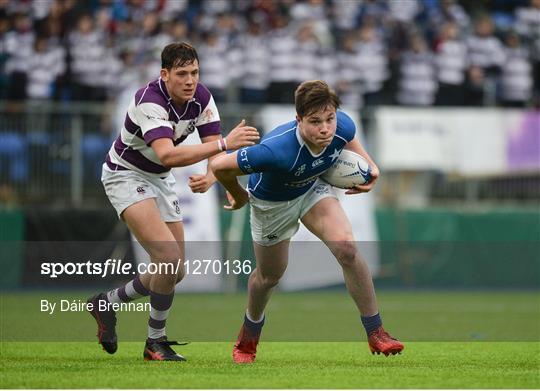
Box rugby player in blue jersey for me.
[87,42,259,361]
[211,80,403,363]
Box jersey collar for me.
[158,78,196,120]
[295,124,327,158]
[158,78,171,101]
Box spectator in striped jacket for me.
[0,15,9,99]
[428,0,470,32]
[396,34,438,106]
[514,0,540,105]
[514,0,540,41]
[500,32,533,107]
[435,21,468,106]
[336,31,364,108]
[467,16,505,76]
[266,13,299,103]
[25,36,65,100]
[197,30,230,103]
[68,14,109,101]
[235,19,270,104]
[4,12,34,100]
[293,23,321,84]
[356,23,389,106]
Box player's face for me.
[161,60,199,105]
[297,106,337,151]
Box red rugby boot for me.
[368,326,404,356]
[232,316,264,364]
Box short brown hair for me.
[294,80,341,118]
[161,42,199,69]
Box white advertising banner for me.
[257,106,380,290]
[375,107,538,176]
[452,109,507,176]
[376,107,455,171]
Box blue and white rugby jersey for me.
[106,79,221,176]
[237,111,356,201]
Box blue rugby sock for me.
[244,313,265,334]
[361,313,382,335]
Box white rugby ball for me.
[321,149,372,189]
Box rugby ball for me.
[321,149,372,189]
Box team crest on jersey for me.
[294,164,306,177]
[185,120,196,135]
[201,107,215,122]
[174,120,197,138]
[329,148,342,162]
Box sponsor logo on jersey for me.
[145,115,168,121]
[136,185,147,194]
[294,164,306,177]
[312,157,325,168]
[286,175,318,188]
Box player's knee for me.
[150,269,178,287]
[174,260,185,282]
[149,244,182,266]
[332,240,358,267]
[258,273,281,289]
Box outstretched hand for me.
[225,119,260,150]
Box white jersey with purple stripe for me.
[106,79,221,176]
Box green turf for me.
[2,291,539,341]
[1,290,539,388]
[1,342,539,388]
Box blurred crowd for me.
[1,0,540,108]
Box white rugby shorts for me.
[249,178,337,246]
[101,164,183,222]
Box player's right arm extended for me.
[152,120,259,168]
[210,152,249,210]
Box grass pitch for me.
[1,290,539,388]
[2,342,539,388]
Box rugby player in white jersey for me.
[87,42,259,361]
[211,80,403,363]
